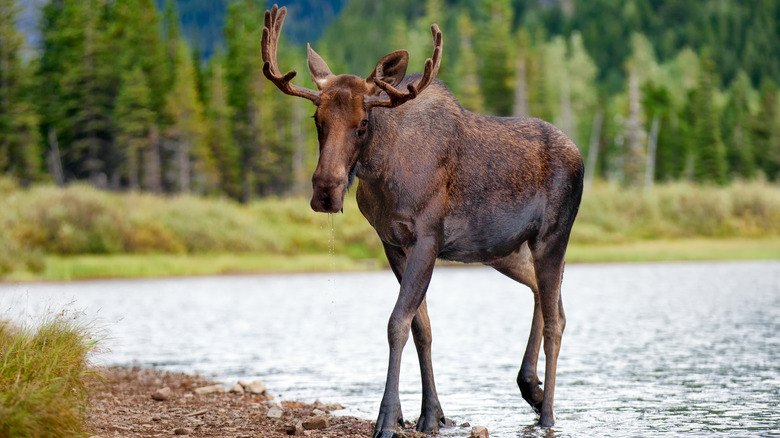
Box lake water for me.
[2,261,779,437]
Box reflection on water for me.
[2,261,779,437]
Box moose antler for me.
[262,5,321,104]
[365,24,443,109]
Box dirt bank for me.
[87,367,379,437]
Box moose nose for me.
[311,171,345,191]
[310,173,346,213]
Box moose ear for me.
[367,50,409,92]
[307,43,333,90]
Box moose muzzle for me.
[310,171,347,213]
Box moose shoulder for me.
[262,5,584,437]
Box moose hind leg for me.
[487,244,544,413]
[529,239,568,427]
[411,298,447,434]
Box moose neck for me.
[356,76,462,186]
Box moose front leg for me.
[374,237,438,438]
[382,242,446,435]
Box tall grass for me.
[1,178,779,277]
[0,315,98,437]
[573,181,780,243]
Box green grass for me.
[0,316,98,438]
[567,237,780,263]
[4,253,382,282]
[1,237,777,281]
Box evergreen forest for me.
[2,0,780,202]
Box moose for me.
[262,5,583,437]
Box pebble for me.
[151,387,172,401]
[239,380,267,395]
[302,416,329,430]
[267,407,284,419]
[229,383,245,394]
[174,427,192,435]
[470,425,489,438]
[194,384,225,395]
[286,420,305,436]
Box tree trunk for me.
[144,125,162,193]
[47,126,65,187]
[178,137,190,193]
[644,114,661,192]
[584,111,603,189]
[624,66,644,186]
[291,100,306,195]
[513,55,528,118]
[559,74,574,142]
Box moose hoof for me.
[416,410,454,434]
[537,413,555,428]
[518,375,544,414]
[373,409,403,438]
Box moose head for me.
[261,5,442,213]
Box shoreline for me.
[3,237,779,283]
[87,366,378,437]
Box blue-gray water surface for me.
[2,261,779,437]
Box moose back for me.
[261,5,584,437]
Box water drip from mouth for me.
[327,213,336,300]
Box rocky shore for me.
[87,367,490,437]
[87,367,374,437]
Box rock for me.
[267,407,284,419]
[194,384,225,395]
[174,427,192,435]
[229,383,245,394]
[286,420,305,436]
[311,408,326,417]
[239,380,267,395]
[302,416,329,430]
[151,387,172,401]
[460,422,471,427]
[471,425,489,438]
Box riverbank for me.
[88,367,376,438]
[2,180,779,281]
[2,237,778,282]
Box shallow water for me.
[2,261,779,437]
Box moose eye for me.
[357,119,369,136]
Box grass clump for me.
[0,315,98,437]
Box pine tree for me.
[752,80,780,180]
[477,0,514,116]
[0,0,42,184]
[166,40,211,193]
[114,66,154,190]
[205,59,241,199]
[691,53,728,184]
[38,0,115,185]
[455,13,484,113]
[110,0,167,117]
[723,71,757,179]
[224,0,265,201]
[162,0,181,94]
